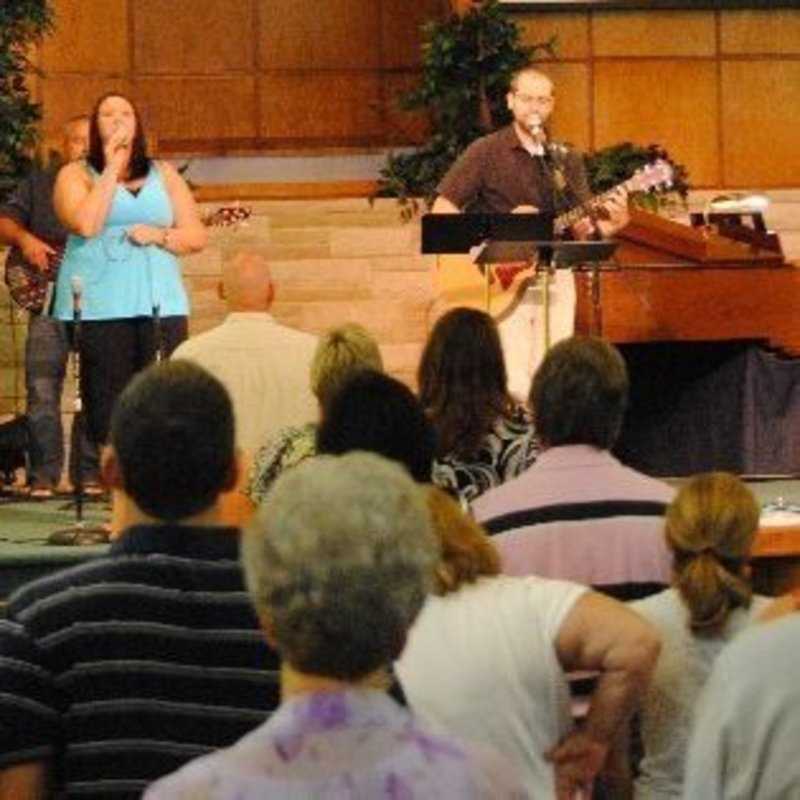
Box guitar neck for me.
[555,175,639,232]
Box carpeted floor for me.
[1,479,799,607]
[0,493,110,601]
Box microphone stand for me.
[48,283,110,546]
[146,245,164,363]
[153,302,163,362]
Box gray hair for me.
[242,452,437,680]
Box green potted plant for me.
[0,0,54,200]
[374,0,554,220]
[376,0,690,219]
[586,142,690,213]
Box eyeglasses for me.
[513,92,553,106]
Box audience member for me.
[246,322,382,506]
[173,249,318,453]
[396,487,660,798]
[683,613,800,799]
[419,307,539,506]
[624,472,770,800]
[316,369,436,483]
[474,335,673,600]
[146,453,526,798]
[0,361,280,799]
[0,115,100,497]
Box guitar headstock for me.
[629,159,674,193]
[202,204,252,229]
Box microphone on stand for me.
[48,273,110,545]
[527,113,545,147]
[70,275,84,415]
[71,274,83,327]
[526,117,568,212]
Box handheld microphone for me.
[527,113,544,142]
[70,275,83,321]
[543,144,568,194]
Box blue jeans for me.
[25,314,99,487]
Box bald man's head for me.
[220,251,275,312]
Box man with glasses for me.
[431,66,627,398]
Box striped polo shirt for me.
[0,524,280,799]
[472,445,674,601]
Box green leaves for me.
[0,0,54,197]
[585,142,691,212]
[375,0,541,216]
[377,2,692,220]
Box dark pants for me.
[25,314,99,487]
[77,316,188,446]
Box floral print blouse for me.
[144,689,528,799]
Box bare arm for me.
[757,591,800,623]
[431,195,461,214]
[596,189,630,238]
[0,761,48,800]
[0,216,28,248]
[126,162,207,254]
[548,592,660,799]
[0,218,56,270]
[54,160,119,239]
[604,719,634,800]
[158,161,207,254]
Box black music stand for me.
[422,213,555,312]
[47,313,110,547]
[549,240,620,338]
[422,214,618,338]
[421,213,555,254]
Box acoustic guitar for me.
[4,204,251,315]
[435,159,674,321]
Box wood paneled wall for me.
[516,8,800,188]
[34,0,444,154]
[32,3,800,188]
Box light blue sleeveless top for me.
[53,163,189,320]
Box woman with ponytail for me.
[626,472,769,799]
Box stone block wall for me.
[183,197,436,387]
[1,192,799,477]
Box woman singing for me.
[53,92,207,446]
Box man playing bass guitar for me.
[0,116,99,498]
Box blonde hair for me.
[310,323,383,410]
[426,487,500,595]
[666,472,759,634]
